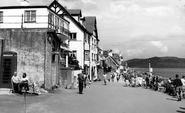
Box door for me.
[0,51,17,88]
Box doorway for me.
[0,51,17,88]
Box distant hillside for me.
[126,57,185,68]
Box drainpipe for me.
[0,39,4,80]
[83,32,85,71]
[44,33,47,89]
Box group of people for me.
[102,69,185,101]
[11,72,30,94]
[124,72,185,101]
[103,71,121,85]
[144,74,185,101]
[164,75,185,101]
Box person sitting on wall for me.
[11,72,21,93]
[19,73,30,92]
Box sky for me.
[1,0,185,60]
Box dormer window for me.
[24,10,36,23]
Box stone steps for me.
[0,88,13,95]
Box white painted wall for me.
[68,17,84,68]
[0,7,69,32]
[0,8,48,28]
[70,40,83,68]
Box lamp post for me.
[148,60,153,76]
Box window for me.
[48,13,54,25]
[55,17,59,29]
[0,11,3,23]
[70,33,77,40]
[24,10,36,23]
[70,51,77,59]
[85,50,90,61]
[85,36,87,43]
[92,53,94,61]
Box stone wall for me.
[0,29,59,90]
[59,67,74,89]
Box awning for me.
[57,33,70,41]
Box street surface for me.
[0,81,185,113]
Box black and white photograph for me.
[0,0,185,113]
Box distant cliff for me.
[126,57,185,68]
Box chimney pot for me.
[21,0,29,6]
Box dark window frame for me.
[24,10,36,23]
[0,11,3,23]
[70,33,77,40]
[85,50,90,61]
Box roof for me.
[103,51,109,58]
[49,0,91,35]
[105,56,119,69]
[83,17,96,34]
[0,5,48,9]
[67,9,82,17]
[0,5,69,23]
[84,16,99,40]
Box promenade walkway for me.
[0,81,184,113]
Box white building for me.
[48,1,90,70]
[48,0,100,81]
[83,17,99,80]
[0,0,71,89]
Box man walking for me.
[78,71,85,94]
[173,74,183,101]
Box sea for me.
[133,68,185,79]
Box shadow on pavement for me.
[76,92,84,94]
[180,107,185,110]
[176,107,185,113]
[166,98,177,101]
[176,110,185,113]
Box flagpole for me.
[149,60,151,73]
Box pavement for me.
[0,81,185,113]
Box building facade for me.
[0,0,70,89]
[83,17,99,81]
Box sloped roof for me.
[49,0,90,34]
[105,56,119,70]
[83,16,96,34]
[67,9,82,17]
[103,51,109,58]
[112,53,120,64]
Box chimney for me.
[21,0,29,6]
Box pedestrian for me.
[84,73,87,88]
[116,73,120,82]
[103,73,107,85]
[111,72,115,82]
[145,75,149,89]
[173,74,183,101]
[86,75,90,88]
[78,71,85,94]
[11,71,21,94]
[181,76,185,98]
